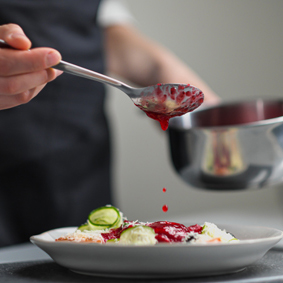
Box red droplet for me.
[155,86,163,97]
[162,187,167,192]
[185,90,192,97]
[160,94,167,103]
[162,205,168,212]
[176,91,185,104]
[159,119,169,131]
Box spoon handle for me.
[0,39,130,89]
[0,39,9,48]
[54,61,125,88]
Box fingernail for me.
[46,51,61,67]
[55,70,63,77]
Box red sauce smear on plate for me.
[101,221,202,243]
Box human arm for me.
[104,24,220,105]
[0,24,62,110]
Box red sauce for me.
[147,221,202,243]
[162,187,167,193]
[101,220,202,243]
[162,204,168,212]
[136,84,204,131]
[101,226,124,241]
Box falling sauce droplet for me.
[162,187,167,193]
[162,205,168,212]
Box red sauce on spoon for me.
[136,83,204,130]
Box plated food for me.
[31,214,283,278]
[56,205,238,245]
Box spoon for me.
[0,39,204,130]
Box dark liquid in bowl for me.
[191,100,283,128]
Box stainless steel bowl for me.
[168,99,283,190]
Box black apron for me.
[0,0,112,247]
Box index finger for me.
[0,47,62,77]
[0,23,31,50]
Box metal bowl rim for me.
[169,99,283,130]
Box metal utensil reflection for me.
[202,129,246,177]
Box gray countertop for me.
[1,243,283,283]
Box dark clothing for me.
[0,0,112,247]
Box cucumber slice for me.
[88,206,122,230]
[78,223,89,231]
[119,226,157,245]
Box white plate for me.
[30,224,283,278]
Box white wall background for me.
[106,0,283,229]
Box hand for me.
[0,24,62,110]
